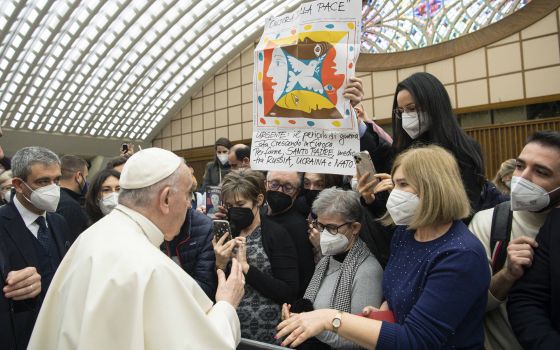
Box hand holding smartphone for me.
[353,151,377,184]
[213,220,231,243]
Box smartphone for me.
[213,220,231,242]
[206,186,222,218]
[121,143,129,153]
[353,151,377,184]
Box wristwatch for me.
[331,311,343,333]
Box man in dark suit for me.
[0,146,70,350]
[57,154,90,243]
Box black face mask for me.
[302,189,321,208]
[266,190,294,214]
[227,207,255,235]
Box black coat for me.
[200,160,230,193]
[161,209,217,299]
[0,200,70,350]
[507,208,560,349]
[56,187,89,244]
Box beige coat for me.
[29,205,240,350]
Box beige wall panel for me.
[181,117,191,134]
[228,69,241,88]
[521,12,558,40]
[360,74,373,100]
[241,65,253,85]
[192,115,203,132]
[361,99,373,119]
[163,123,171,138]
[181,102,191,118]
[242,121,253,139]
[426,59,455,84]
[397,65,425,81]
[216,126,228,140]
[455,48,486,82]
[373,95,394,119]
[228,55,241,70]
[203,95,214,112]
[215,109,228,127]
[162,137,172,150]
[203,129,216,146]
[203,79,214,96]
[181,134,192,150]
[241,45,254,66]
[489,73,524,103]
[192,131,203,148]
[228,87,241,106]
[228,105,241,124]
[203,112,215,130]
[242,102,252,122]
[241,83,252,103]
[152,139,162,148]
[488,33,519,47]
[172,136,181,151]
[229,124,242,141]
[487,43,522,76]
[192,97,203,115]
[171,120,181,135]
[215,73,227,92]
[525,66,560,98]
[215,91,228,110]
[522,35,560,70]
[457,79,489,107]
[445,84,456,109]
[372,70,397,97]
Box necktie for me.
[35,216,51,253]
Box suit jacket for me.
[0,200,70,350]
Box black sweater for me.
[244,214,300,304]
[507,208,560,350]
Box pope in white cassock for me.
[28,148,245,349]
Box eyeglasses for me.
[393,105,417,118]
[311,220,352,235]
[267,181,297,195]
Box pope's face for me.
[164,163,192,240]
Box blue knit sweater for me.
[378,220,489,350]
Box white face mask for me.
[510,176,560,212]
[217,154,229,165]
[401,111,429,139]
[386,189,420,226]
[320,229,349,256]
[23,182,60,212]
[350,178,358,191]
[3,190,12,203]
[99,192,119,215]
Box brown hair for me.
[390,145,471,229]
[221,169,265,206]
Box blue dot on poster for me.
[326,24,334,29]
[258,52,263,61]
[345,109,350,116]
[307,121,315,126]
[349,46,354,52]
[258,96,262,104]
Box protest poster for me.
[251,0,361,176]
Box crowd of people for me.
[0,72,559,350]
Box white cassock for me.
[28,205,240,350]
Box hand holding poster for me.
[251,0,361,175]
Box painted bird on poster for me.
[286,55,324,94]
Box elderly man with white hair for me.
[29,148,245,350]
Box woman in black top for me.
[359,72,485,212]
[213,169,299,344]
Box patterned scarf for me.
[304,238,370,313]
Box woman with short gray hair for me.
[284,187,383,349]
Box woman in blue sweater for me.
[277,145,490,349]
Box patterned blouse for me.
[236,225,282,344]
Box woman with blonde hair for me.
[277,145,490,350]
[493,158,516,195]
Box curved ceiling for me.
[0,0,304,141]
[0,0,533,143]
